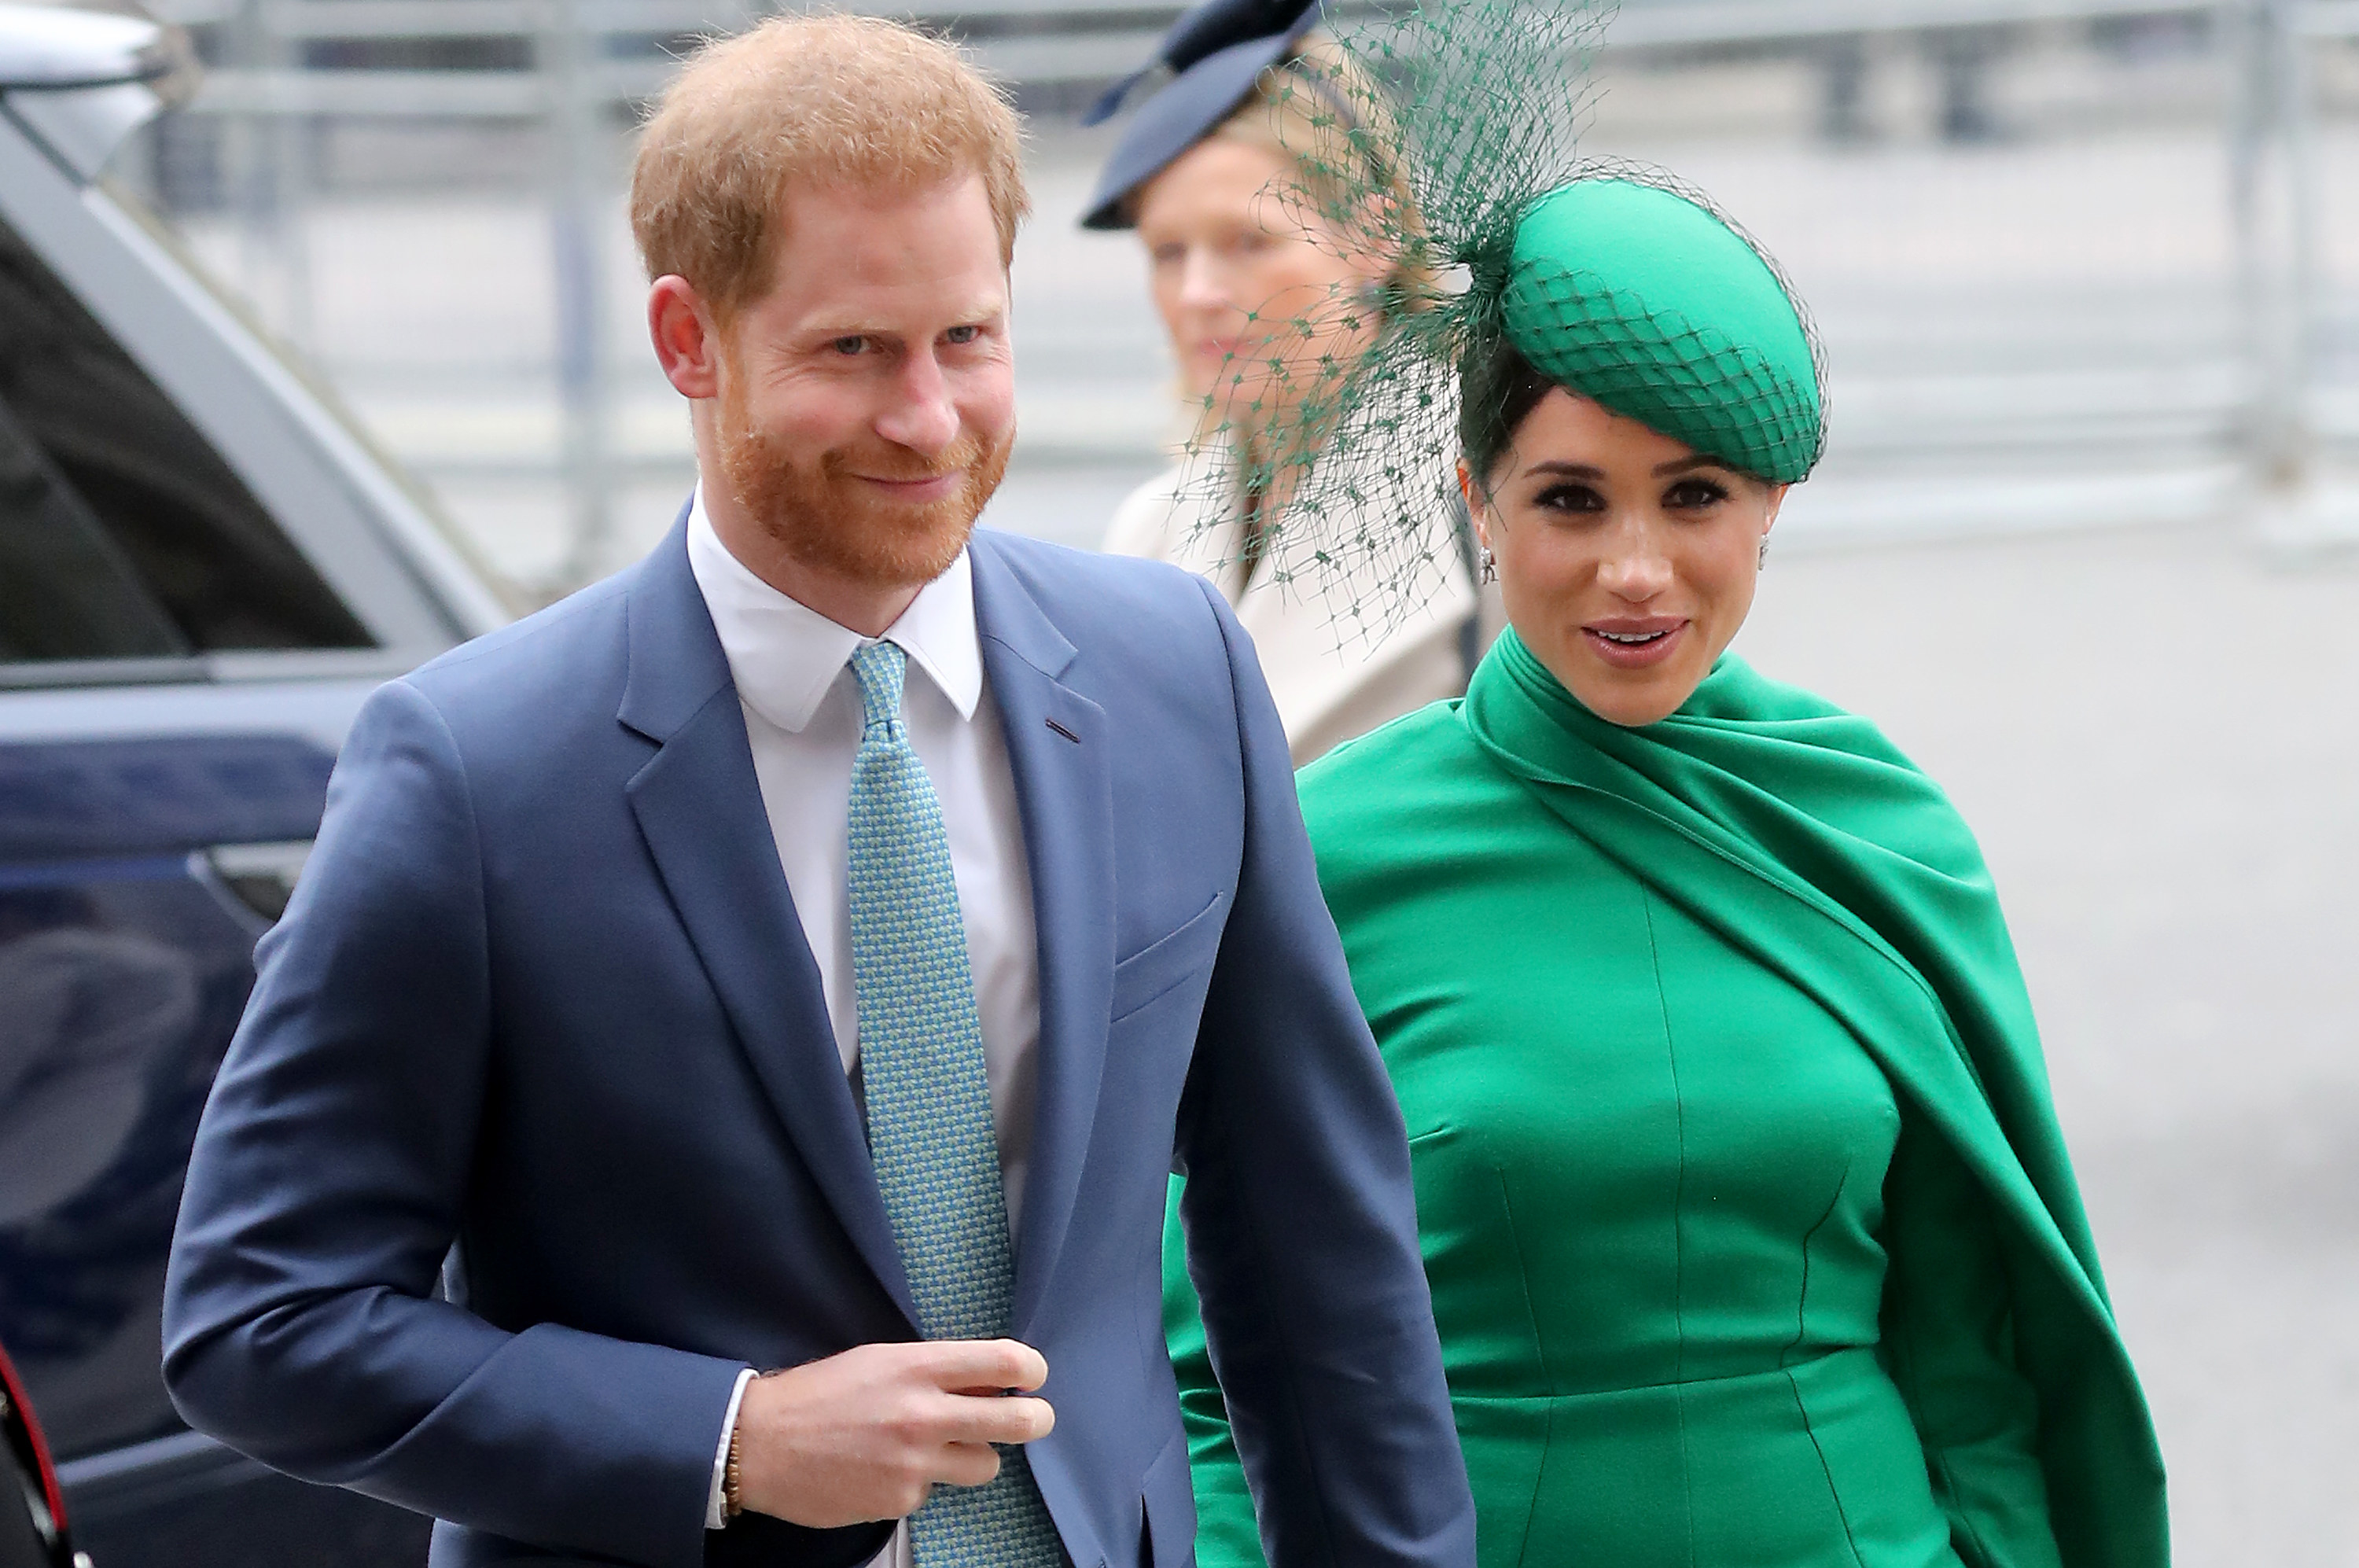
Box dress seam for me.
[1784,1165,1872,1568]
[1490,1166,1558,1568]
[1781,1158,1853,1371]
[1492,1165,1559,1391]
[1442,1343,1883,1401]
[1636,888,1697,1568]
[1784,1367,1870,1568]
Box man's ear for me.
[649,275,721,399]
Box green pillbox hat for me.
[1501,179,1824,484]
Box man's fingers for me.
[932,1392,1054,1446]
[935,1441,1004,1489]
[920,1338,1049,1394]
[918,1389,1054,1449]
[734,1341,1053,1529]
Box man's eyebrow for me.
[794,304,1007,340]
[797,318,896,340]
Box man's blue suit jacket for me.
[162,521,1475,1568]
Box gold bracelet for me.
[723,1408,746,1518]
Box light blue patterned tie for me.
[845,641,1063,1568]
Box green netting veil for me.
[1170,0,1827,636]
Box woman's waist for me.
[1446,1346,1958,1568]
[1445,1342,1893,1412]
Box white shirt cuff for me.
[706,1367,758,1529]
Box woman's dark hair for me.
[1457,329,1558,491]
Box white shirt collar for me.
[684,487,984,735]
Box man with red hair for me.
[163,17,1474,1568]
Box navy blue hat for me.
[1078,0,1324,230]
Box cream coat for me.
[1102,449,1490,766]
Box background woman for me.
[1163,172,2168,1568]
[1081,0,1490,764]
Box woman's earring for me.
[1479,546,1498,584]
[1757,536,1771,569]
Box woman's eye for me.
[1664,477,1730,510]
[1533,482,1605,513]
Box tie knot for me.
[849,640,908,737]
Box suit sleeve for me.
[161,678,747,1568]
[1880,1113,2065,1568]
[1168,580,1476,1568]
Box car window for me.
[0,212,371,661]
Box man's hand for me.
[734,1339,1055,1527]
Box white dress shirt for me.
[684,491,1041,1547]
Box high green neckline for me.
[1477,624,1739,748]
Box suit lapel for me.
[971,535,1116,1336]
[619,519,918,1328]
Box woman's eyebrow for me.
[1652,454,1733,478]
[1523,460,1606,480]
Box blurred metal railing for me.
[130,0,2359,579]
[160,0,2264,112]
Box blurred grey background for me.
[102,1,2359,1561]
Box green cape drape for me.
[1448,629,2166,1568]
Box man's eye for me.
[831,336,867,356]
[1534,482,1604,513]
[945,325,981,345]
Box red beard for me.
[713,381,1013,591]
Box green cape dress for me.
[1163,629,2166,1568]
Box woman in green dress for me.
[1159,171,2168,1568]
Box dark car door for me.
[0,120,467,1567]
[0,738,317,1471]
[0,747,432,1566]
